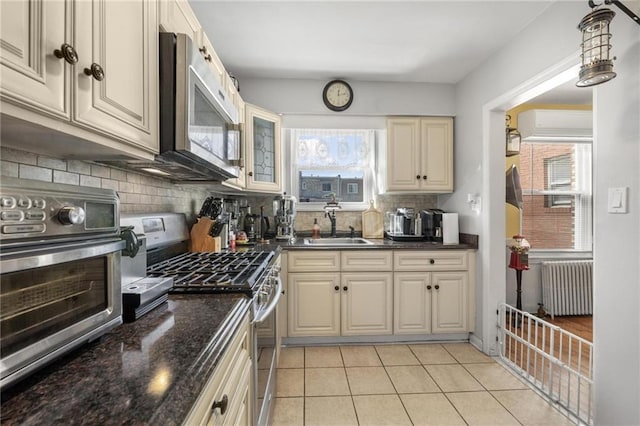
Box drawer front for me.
[184,313,251,425]
[394,250,468,271]
[288,251,340,272]
[341,250,392,272]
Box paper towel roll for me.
[442,213,459,245]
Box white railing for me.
[497,303,593,425]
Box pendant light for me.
[577,7,616,87]
[576,0,640,87]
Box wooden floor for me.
[545,315,593,342]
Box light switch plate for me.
[608,187,628,213]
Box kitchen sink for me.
[303,237,374,246]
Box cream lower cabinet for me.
[394,251,473,334]
[288,272,341,337]
[341,273,393,335]
[287,250,393,337]
[0,0,158,158]
[395,271,468,334]
[184,311,252,426]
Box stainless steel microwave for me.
[105,33,241,181]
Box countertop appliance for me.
[273,193,297,241]
[422,208,445,242]
[119,212,282,426]
[0,177,125,390]
[103,32,240,181]
[384,208,424,241]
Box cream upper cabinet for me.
[0,0,69,119]
[0,0,158,159]
[73,0,158,153]
[244,103,282,193]
[158,0,200,39]
[385,117,453,193]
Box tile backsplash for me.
[1,146,438,233]
[245,193,438,235]
[0,147,210,224]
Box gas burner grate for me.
[147,250,273,294]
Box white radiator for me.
[542,260,593,319]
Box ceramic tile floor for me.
[271,343,575,426]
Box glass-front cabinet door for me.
[244,103,282,193]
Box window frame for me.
[287,128,377,212]
[520,140,592,253]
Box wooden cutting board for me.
[190,217,221,252]
[362,200,383,238]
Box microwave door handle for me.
[252,275,283,325]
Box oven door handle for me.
[0,239,126,274]
[252,275,283,325]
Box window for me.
[519,141,592,251]
[288,129,376,210]
[544,154,572,207]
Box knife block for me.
[190,218,222,252]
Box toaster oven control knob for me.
[58,206,86,225]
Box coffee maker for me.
[273,193,297,241]
[421,208,444,242]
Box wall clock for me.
[322,79,353,112]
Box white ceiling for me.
[186,0,626,105]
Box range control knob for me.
[58,206,86,225]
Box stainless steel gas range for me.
[120,213,282,426]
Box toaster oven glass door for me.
[0,239,123,389]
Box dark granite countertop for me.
[249,233,478,251]
[1,294,251,425]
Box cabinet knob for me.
[204,54,212,62]
[429,259,435,265]
[84,63,105,81]
[248,171,253,177]
[53,43,78,65]
[422,175,427,180]
[427,285,432,290]
[435,285,440,290]
[343,286,348,291]
[212,394,228,415]
[334,285,340,291]
[416,175,421,180]
[199,46,208,54]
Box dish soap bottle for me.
[312,218,320,239]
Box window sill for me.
[528,250,593,261]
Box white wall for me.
[592,12,640,424]
[450,1,639,424]
[240,5,640,422]
[239,77,455,118]
[445,1,586,353]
